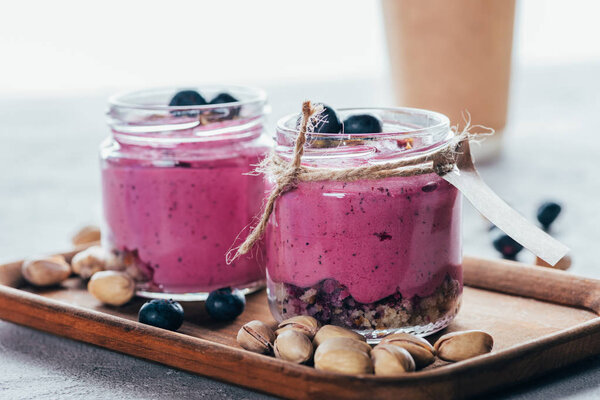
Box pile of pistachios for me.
[0,226,137,307]
[237,316,493,376]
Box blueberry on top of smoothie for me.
[138,299,184,331]
[536,201,562,230]
[297,104,343,134]
[205,287,246,321]
[343,114,383,134]
[210,93,238,104]
[169,90,207,106]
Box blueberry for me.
[210,93,238,104]
[343,114,383,134]
[491,229,523,260]
[168,90,207,107]
[537,201,562,230]
[138,299,184,331]
[297,104,343,134]
[205,288,246,321]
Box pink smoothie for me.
[265,173,462,304]
[102,137,268,293]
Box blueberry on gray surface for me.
[297,104,343,134]
[537,201,562,230]
[210,93,238,104]
[343,114,383,134]
[138,299,184,331]
[205,288,246,321]
[169,90,207,107]
[491,229,524,260]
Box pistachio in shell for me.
[380,332,435,368]
[71,246,107,279]
[71,225,101,246]
[313,325,366,347]
[314,337,372,365]
[21,255,71,287]
[314,346,373,375]
[237,320,275,354]
[273,329,314,364]
[371,344,416,376]
[434,330,494,362]
[276,315,320,339]
[87,270,135,306]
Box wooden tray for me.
[1,250,600,400]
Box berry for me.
[343,114,383,134]
[168,90,207,107]
[205,288,246,321]
[297,104,343,134]
[210,93,238,104]
[537,201,562,230]
[138,299,184,331]
[491,229,523,260]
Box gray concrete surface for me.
[1,64,599,399]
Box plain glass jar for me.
[266,107,462,340]
[101,86,271,300]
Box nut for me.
[276,315,320,339]
[87,270,135,306]
[314,337,372,365]
[22,255,71,287]
[71,225,101,246]
[313,325,366,347]
[371,344,416,376]
[71,246,108,279]
[237,320,275,354]
[380,332,435,368]
[0,262,24,287]
[273,330,314,364]
[314,346,373,375]
[434,330,494,362]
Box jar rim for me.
[275,106,452,164]
[109,85,267,112]
[276,106,450,139]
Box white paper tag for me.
[441,139,570,266]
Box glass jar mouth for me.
[109,85,267,112]
[275,107,452,163]
[107,85,268,143]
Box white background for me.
[0,0,599,98]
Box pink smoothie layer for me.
[265,173,462,304]
[102,141,267,293]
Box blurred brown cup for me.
[382,0,516,162]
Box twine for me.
[226,101,481,264]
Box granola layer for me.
[269,275,461,331]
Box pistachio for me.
[314,337,372,365]
[87,271,135,306]
[71,246,107,279]
[380,332,435,368]
[273,330,314,364]
[0,262,24,288]
[313,325,366,347]
[314,347,373,375]
[237,320,275,354]
[71,225,101,246]
[434,330,494,362]
[21,255,71,287]
[371,344,416,376]
[276,315,320,339]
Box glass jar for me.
[101,86,271,300]
[265,107,462,340]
